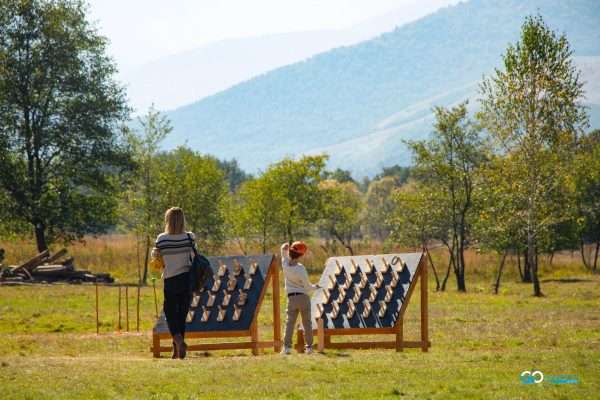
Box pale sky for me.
[87,0,443,74]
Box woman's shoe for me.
[171,341,178,359]
[173,334,187,359]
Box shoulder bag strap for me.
[186,233,198,256]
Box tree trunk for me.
[594,241,599,273]
[458,234,467,292]
[142,235,150,284]
[494,251,508,294]
[286,212,293,244]
[528,233,542,297]
[516,250,524,281]
[424,244,440,291]
[34,221,48,252]
[441,257,453,292]
[455,268,466,292]
[580,239,591,270]
[333,232,354,255]
[523,247,532,283]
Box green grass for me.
[1,269,599,399]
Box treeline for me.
[118,110,411,283]
[1,2,598,296]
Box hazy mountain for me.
[122,0,459,112]
[165,0,600,177]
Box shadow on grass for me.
[540,278,593,283]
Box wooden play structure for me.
[151,254,281,357]
[296,253,430,353]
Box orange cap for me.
[290,241,307,255]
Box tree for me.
[406,102,485,292]
[388,181,445,290]
[120,105,171,282]
[318,180,364,255]
[154,147,229,255]
[479,15,588,296]
[231,175,288,254]
[322,168,355,184]
[374,165,412,184]
[575,130,600,273]
[0,0,132,251]
[362,176,400,242]
[266,155,327,244]
[231,155,327,252]
[474,155,527,292]
[216,158,252,192]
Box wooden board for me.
[153,254,274,334]
[309,253,423,331]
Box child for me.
[280,241,320,355]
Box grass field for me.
[1,236,599,398]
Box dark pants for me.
[163,271,192,338]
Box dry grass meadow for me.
[1,235,599,399]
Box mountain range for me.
[161,0,600,177]
[123,0,459,112]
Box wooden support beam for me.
[155,330,250,340]
[273,258,281,352]
[296,328,305,352]
[11,250,50,273]
[250,321,259,355]
[317,318,325,354]
[44,248,68,264]
[152,333,161,358]
[151,340,284,354]
[324,341,430,350]
[395,315,403,352]
[420,253,429,352]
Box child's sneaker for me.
[280,347,291,355]
[305,347,314,355]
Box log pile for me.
[0,248,114,284]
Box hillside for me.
[124,0,458,112]
[165,0,600,176]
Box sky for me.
[87,0,454,74]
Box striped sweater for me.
[151,232,195,279]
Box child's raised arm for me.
[280,243,290,265]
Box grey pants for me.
[284,293,313,348]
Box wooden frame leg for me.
[396,316,403,352]
[152,334,160,358]
[297,326,305,353]
[251,322,259,356]
[273,266,281,353]
[421,254,429,352]
[317,318,325,354]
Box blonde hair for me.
[164,207,186,234]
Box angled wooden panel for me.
[153,254,275,334]
[309,253,423,331]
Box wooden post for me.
[250,321,259,356]
[420,254,429,352]
[152,334,160,358]
[297,325,305,353]
[152,278,158,318]
[273,262,281,352]
[395,315,403,352]
[125,283,129,332]
[118,284,122,332]
[136,280,141,332]
[95,280,99,335]
[317,318,325,354]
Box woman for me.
[152,207,194,359]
